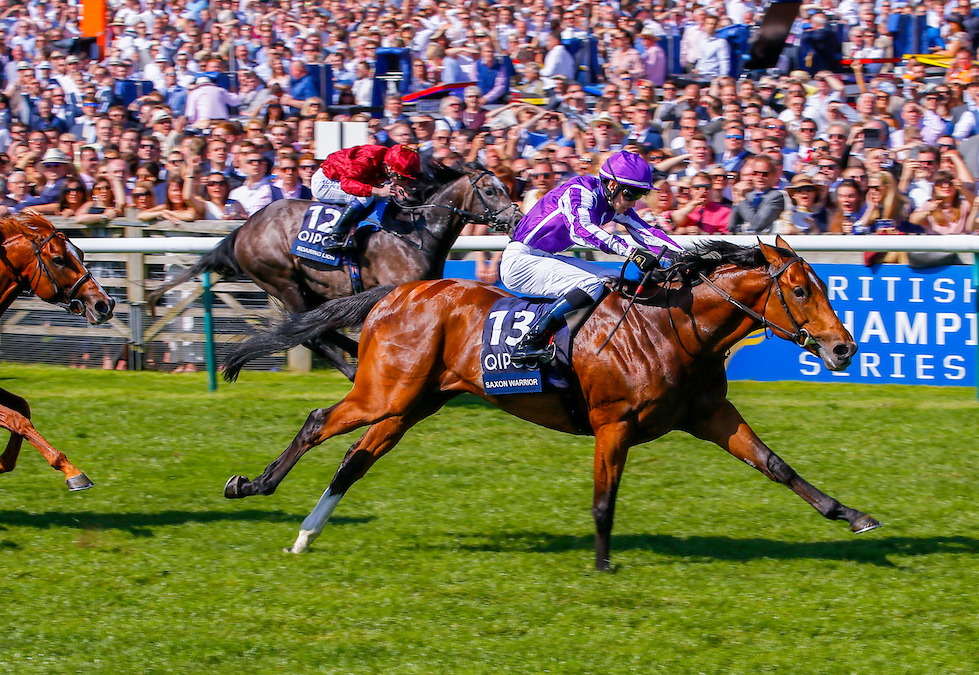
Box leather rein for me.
[697,255,819,350]
[1,231,90,315]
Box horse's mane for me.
[415,157,479,201]
[0,211,56,241]
[669,240,800,286]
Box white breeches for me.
[311,169,372,206]
[500,241,614,301]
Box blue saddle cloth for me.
[479,296,574,396]
[290,201,388,266]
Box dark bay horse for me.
[0,211,114,490]
[223,237,880,569]
[147,162,521,379]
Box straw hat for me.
[41,149,71,164]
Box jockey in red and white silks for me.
[500,150,682,367]
[308,144,421,248]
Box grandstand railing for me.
[9,221,979,394]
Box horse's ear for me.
[774,234,795,253]
[757,237,784,267]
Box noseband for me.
[698,255,818,349]
[7,231,91,315]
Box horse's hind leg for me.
[688,400,881,534]
[287,392,455,554]
[0,398,93,490]
[225,398,370,498]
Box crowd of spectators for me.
[2,0,979,257]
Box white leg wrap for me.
[286,487,343,554]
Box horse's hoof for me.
[851,514,882,534]
[66,473,94,491]
[224,475,249,499]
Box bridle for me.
[697,255,819,350]
[395,167,521,232]
[2,231,91,315]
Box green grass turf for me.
[1,364,977,674]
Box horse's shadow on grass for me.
[0,510,373,538]
[447,531,979,567]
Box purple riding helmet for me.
[598,151,654,203]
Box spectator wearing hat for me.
[637,27,667,86]
[186,75,239,125]
[14,148,72,214]
[781,174,826,234]
[589,113,625,153]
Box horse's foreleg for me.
[225,399,372,499]
[591,422,632,571]
[0,389,30,474]
[688,400,881,534]
[288,392,455,554]
[0,401,93,490]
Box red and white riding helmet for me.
[384,145,421,180]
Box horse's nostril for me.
[95,300,110,315]
[833,343,853,357]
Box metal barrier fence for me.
[2,218,285,376]
[8,225,979,391]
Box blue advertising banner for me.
[726,263,978,386]
[444,261,978,387]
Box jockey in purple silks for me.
[500,150,683,367]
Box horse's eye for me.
[52,256,66,267]
[793,286,806,299]
[484,187,496,196]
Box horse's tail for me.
[223,284,397,382]
[146,228,244,313]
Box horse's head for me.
[4,212,115,325]
[464,164,524,233]
[759,236,856,371]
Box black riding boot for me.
[321,201,368,249]
[510,289,594,368]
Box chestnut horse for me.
[0,211,114,490]
[146,161,520,380]
[223,237,881,569]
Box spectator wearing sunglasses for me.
[672,172,731,235]
[15,148,72,214]
[729,155,785,234]
[203,172,247,220]
[719,122,750,173]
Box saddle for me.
[479,291,607,434]
[290,201,390,265]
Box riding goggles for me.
[620,186,650,201]
[386,167,412,181]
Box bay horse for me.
[147,161,521,380]
[0,211,114,490]
[222,237,881,570]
